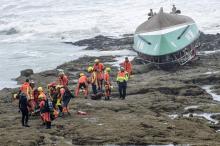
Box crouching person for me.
[38,87,51,129]
[75,73,88,98]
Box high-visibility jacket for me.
[104,72,110,85]
[116,71,128,82]
[90,71,98,85]
[38,92,47,101]
[122,61,132,75]
[58,75,68,86]
[93,63,104,80]
[20,82,31,98]
[78,75,88,84]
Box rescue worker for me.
[38,87,51,129]
[57,71,69,87]
[116,67,129,100]
[148,9,154,19]
[122,57,132,77]
[19,79,31,99]
[55,85,65,116]
[62,87,74,115]
[19,92,30,127]
[47,82,57,100]
[28,80,36,113]
[75,73,88,98]
[104,67,112,100]
[93,59,104,91]
[172,5,177,14]
[88,66,98,95]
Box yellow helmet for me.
[105,67,111,72]
[87,66,93,72]
[38,87,43,92]
[94,59,99,63]
[80,73,85,77]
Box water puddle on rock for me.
[201,85,220,101]
[183,113,220,124]
[169,85,220,126]
[184,105,199,110]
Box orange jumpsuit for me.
[122,61,132,76]
[39,100,50,122]
[93,63,104,90]
[104,72,111,98]
[75,75,88,97]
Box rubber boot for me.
[46,122,51,129]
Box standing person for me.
[28,80,36,114]
[148,9,154,18]
[75,73,88,98]
[93,59,105,91]
[57,71,69,87]
[55,85,65,116]
[19,93,30,127]
[88,66,98,96]
[19,79,31,99]
[122,57,132,78]
[38,87,51,129]
[104,67,112,100]
[116,67,129,100]
[172,5,177,14]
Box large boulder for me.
[20,69,34,77]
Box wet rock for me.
[63,35,133,50]
[20,69,34,77]
[211,114,220,121]
[198,32,220,51]
[0,28,19,35]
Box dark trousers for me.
[21,108,29,126]
[98,79,103,91]
[118,82,127,99]
[92,84,97,94]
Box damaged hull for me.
[133,12,200,65]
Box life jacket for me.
[116,71,128,82]
[78,75,87,84]
[93,63,104,80]
[38,92,47,101]
[20,82,31,98]
[93,63,104,72]
[104,72,110,85]
[58,75,69,86]
[122,61,132,74]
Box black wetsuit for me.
[19,93,29,126]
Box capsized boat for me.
[133,8,200,65]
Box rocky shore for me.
[1,33,220,145]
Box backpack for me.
[41,99,53,113]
